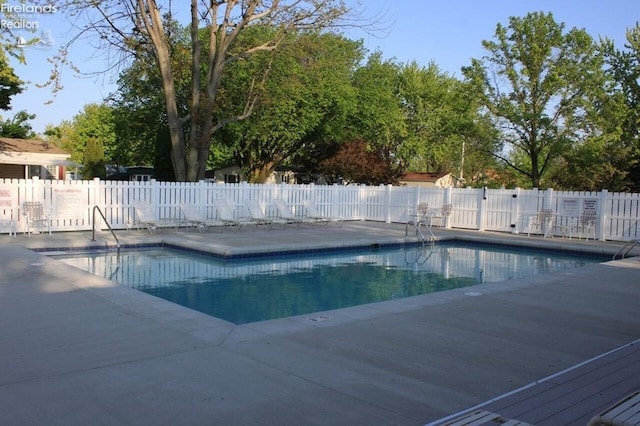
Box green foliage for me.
[599,23,640,191]
[0,110,35,138]
[83,137,106,179]
[0,49,23,111]
[154,126,175,181]
[463,12,606,188]
[57,1,352,181]
[45,104,116,176]
[396,61,499,181]
[349,52,406,165]
[319,139,402,185]
[218,30,363,182]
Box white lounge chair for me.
[245,199,287,228]
[22,201,51,235]
[133,204,173,234]
[272,199,317,226]
[213,199,256,230]
[302,200,342,226]
[180,205,224,232]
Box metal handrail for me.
[92,205,120,248]
[613,239,640,260]
[405,213,436,245]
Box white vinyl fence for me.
[1,177,639,241]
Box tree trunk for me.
[249,162,277,183]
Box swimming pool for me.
[51,243,606,324]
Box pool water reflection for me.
[52,243,605,324]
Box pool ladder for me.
[91,205,120,248]
[405,219,436,245]
[613,239,640,260]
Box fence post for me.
[478,187,487,231]
[544,188,554,209]
[150,179,159,218]
[444,186,453,229]
[384,184,392,223]
[91,177,101,209]
[331,183,339,220]
[511,188,520,234]
[598,189,608,241]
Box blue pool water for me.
[51,243,606,324]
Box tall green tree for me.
[347,52,407,180]
[0,110,36,138]
[462,12,606,188]
[397,61,498,181]
[46,104,116,172]
[54,1,354,182]
[83,136,106,179]
[600,23,640,191]
[109,18,191,176]
[218,31,362,182]
[0,49,23,111]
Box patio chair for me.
[0,214,17,237]
[179,205,224,233]
[588,390,640,426]
[428,203,453,228]
[213,199,256,230]
[22,201,51,235]
[272,199,318,226]
[408,202,430,224]
[569,211,597,240]
[245,199,287,228]
[302,199,343,226]
[133,204,168,234]
[527,209,555,238]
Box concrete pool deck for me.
[0,222,639,425]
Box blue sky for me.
[5,0,640,134]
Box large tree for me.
[319,138,401,185]
[347,52,407,178]
[218,30,362,182]
[600,23,640,191]
[462,12,606,188]
[0,110,36,138]
[51,1,354,181]
[46,104,116,169]
[0,49,23,111]
[396,61,498,181]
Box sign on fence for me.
[560,199,579,216]
[53,188,84,219]
[582,199,597,214]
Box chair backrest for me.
[245,199,266,218]
[22,201,45,219]
[181,205,204,221]
[580,211,597,225]
[417,203,430,217]
[537,209,554,222]
[302,199,322,217]
[213,199,235,220]
[441,204,453,217]
[273,199,294,218]
[135,204,156,222]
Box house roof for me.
[0,137,68,155]
[0,137,77,167]
[400,172,449,182]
